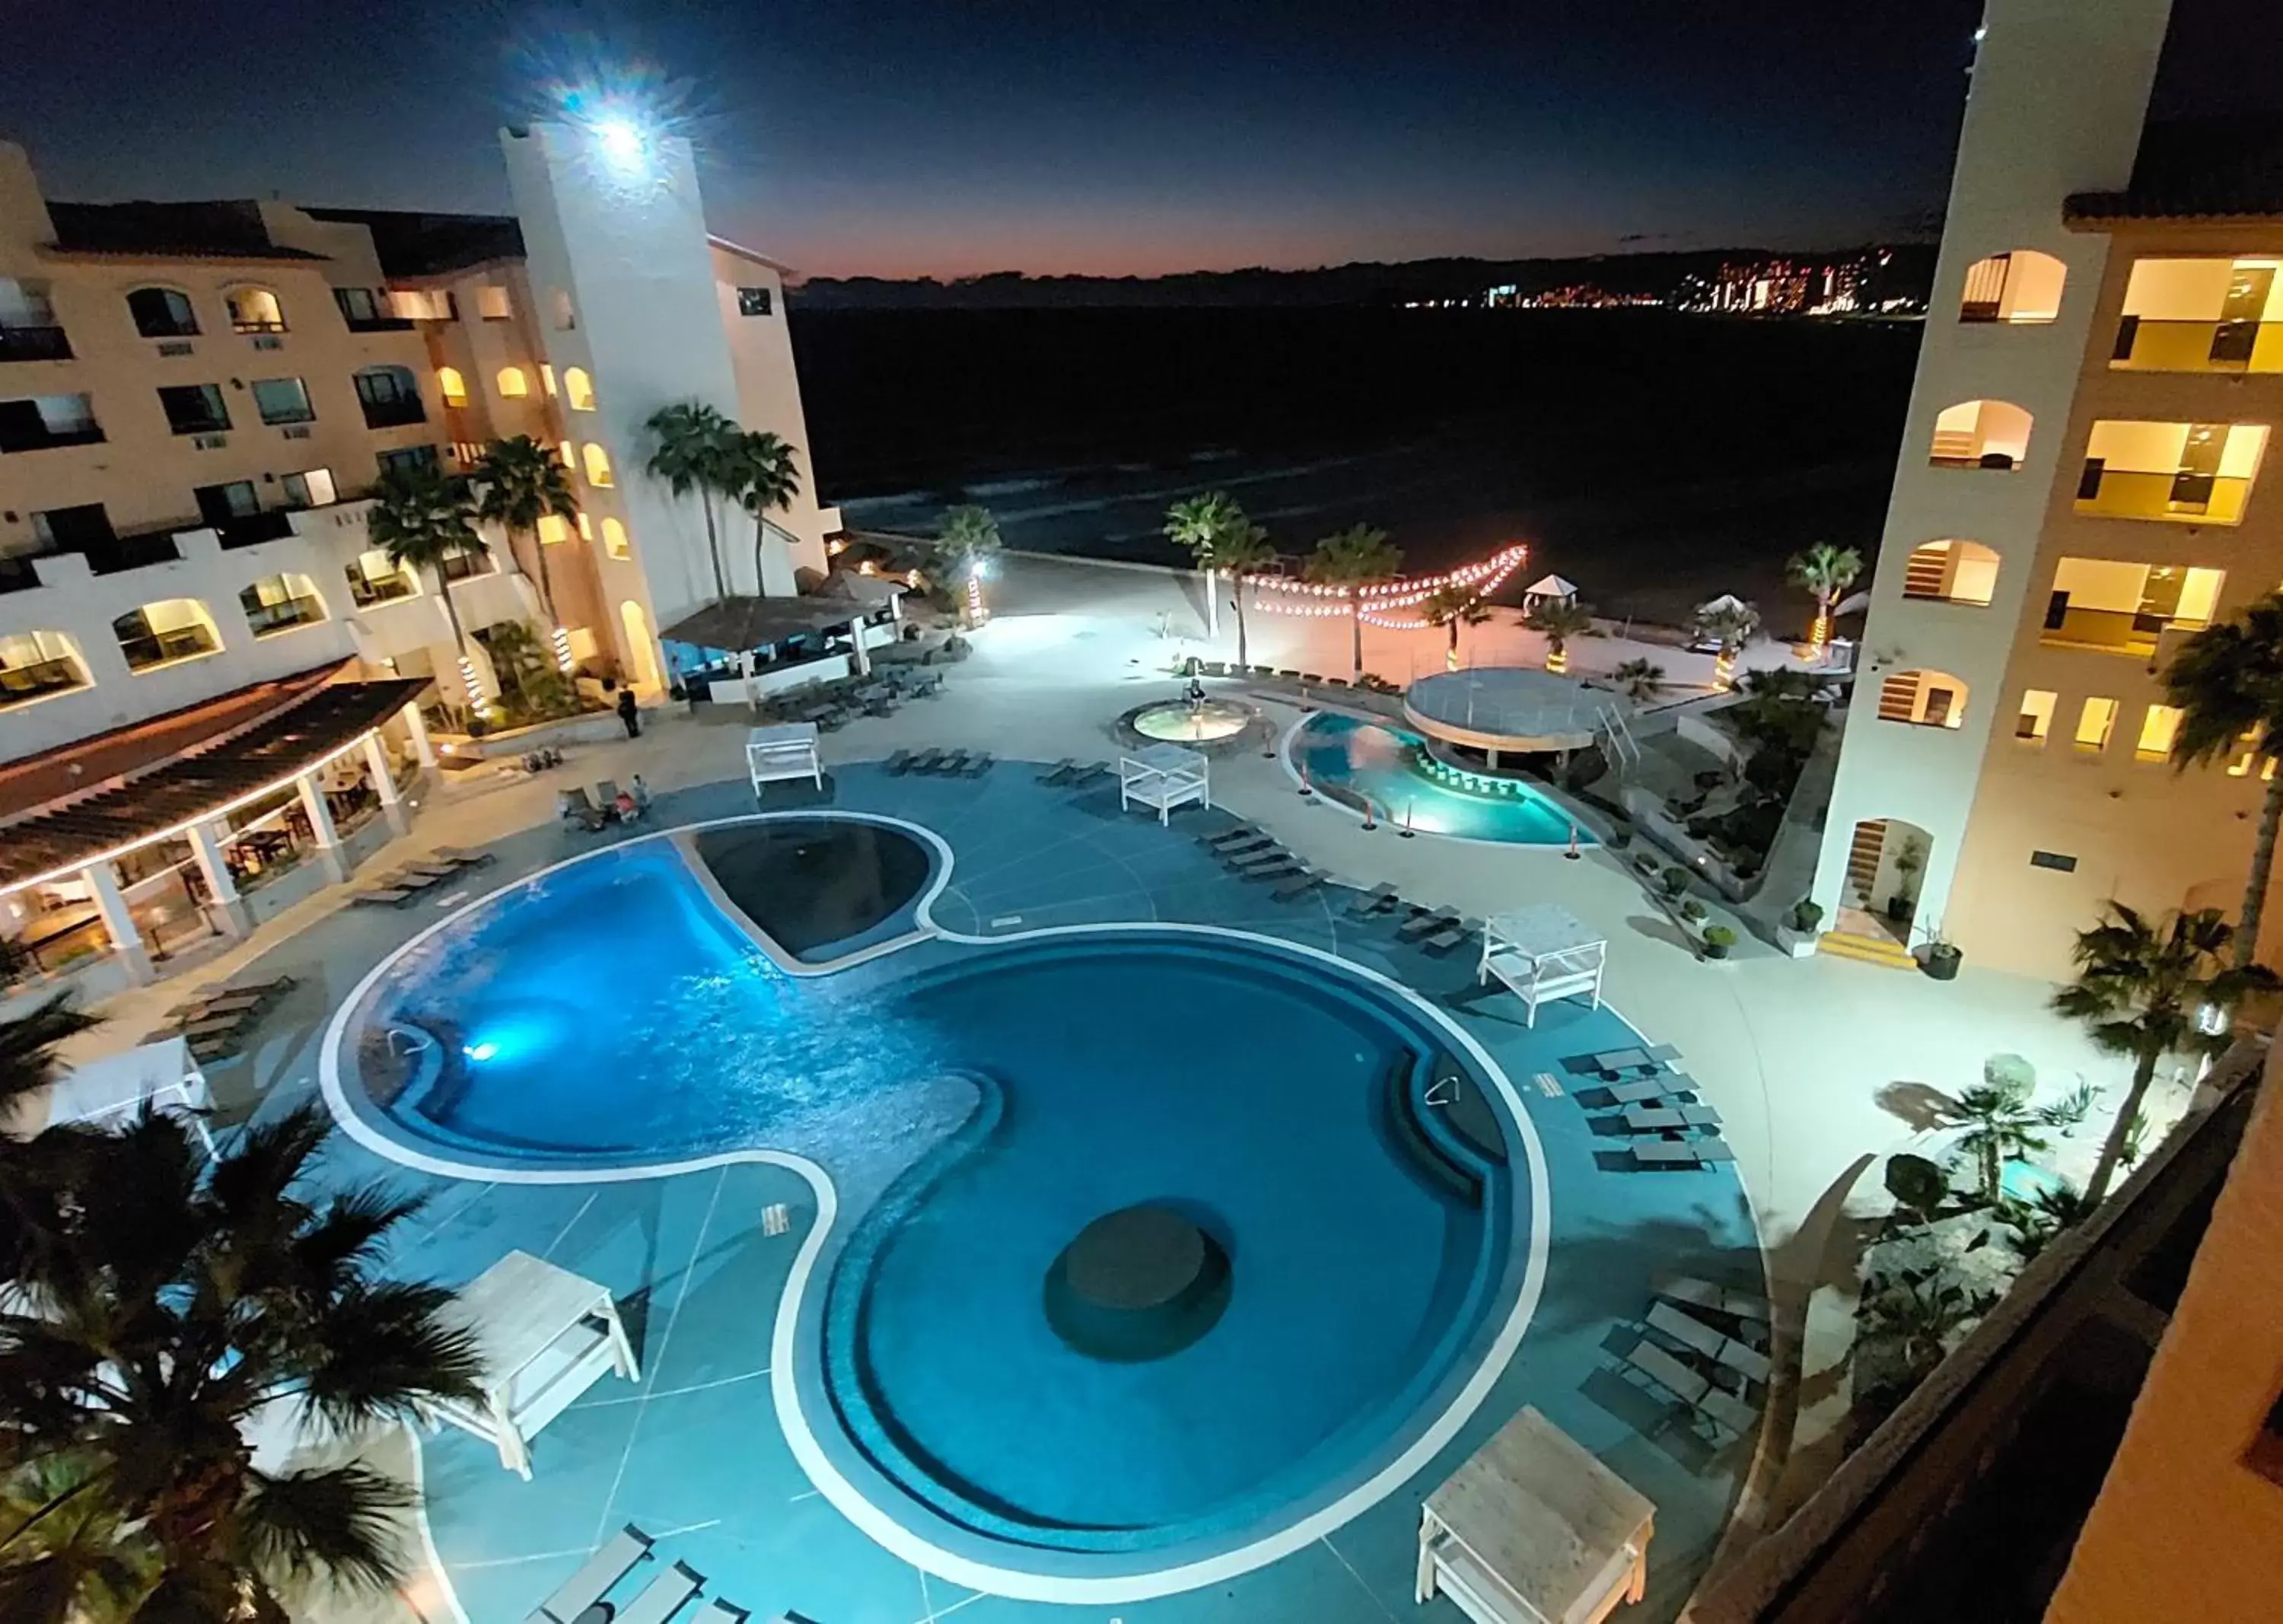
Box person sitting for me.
[615,788,640,823]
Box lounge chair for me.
[1036,757,1078,785]
[429,847,495,868]
[1623,1339,1756,1441]
[351,884,416,909]
[1213,833,1278,861]
[559,788,607,832]
[1632,1135,1737,1169]
[1272,866,1324,900]
[181,1013,253,1043]
[931,750,970,775]
[1221,842,1291,871]
[616,1562,706,1624]
[1397,906,1459,941]
[1348,881,1401,916]
[380,866,446,893]
[595,780,628,820]
[1658,1275,1772,1324]
[906,748,944,775]
[959,751,995,777]
[174,989,267,1021]
[1241,854,1305,881]
[399,861,460,883]
[1421,919,1475,954]
[1606,1077,1673,1105]
[884,748,915,776]
[1067,760,1111,785]
[1202,823,1262,849]
[530,1525,654,1624]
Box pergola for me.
[1479,904,1607,1027]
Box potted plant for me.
[1702,924,1737,960]
[1681,899,1707,925]
[1661,865,1692,900]
[1779,896,1825,957]
[1886,836,1925,925]
[1919,925,1963,981]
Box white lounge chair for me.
[530,1525,653,1624]
[616,1561,705,1624]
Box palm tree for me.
[1523,597,1596,672]
[0,995,101,1284]
[2163,593,2283,966]
[367,465,483,691]
[1692,596,1761,686]
[726,431,802,596]
[0,1102,483,1622]
[643,402,740,603]
[2052,903,2275,1205]
[1934,1072,2049,1200]
[1420,584,1492,671]
[1613,657,1666,704]
[935,505,1003,625]
[470,436,580,636]
[1165,492,1276,664]
[1305,524,1402,680]
[1786,543,1863,647]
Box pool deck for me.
[60,553,2151,1622]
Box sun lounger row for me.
[884,747,995,778]
[350,847,496,908]
[1622,1328,1762,1444]
[1036,757,1111,788]
[529,1524,750,1624]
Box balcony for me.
[0,656,87,708]
[2110,317,2283,374]
[346,568,418,607]
[216,511,298,549]
[71,531,184,576]
[244,594,325,636]
[2074,467,2255,524]
[0,421,103,454]
[0,556,40,594]
[119,626,218,671]
[0,326,72,362]
[437,546,494,582]
[2040,605,2170,658]
[359,397,426,429]
[345,313,417,333]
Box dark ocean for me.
[788,307,1922,630]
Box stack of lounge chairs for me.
[1196,823,1326,902]
[1036,757,1111,788]
[883,748,995,779]
[1580,1045,1737,1169]
[151,973,297,1064]
[350,847,496,909]
[1616,1275,1772,1445]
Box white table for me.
[1416,1406,1654,1624]
[1118,743,1211,824]
[747,722,823,794]
[1479,906,1607,1028]
[428,1250,640,1478]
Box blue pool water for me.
[344,833,1524,1566]
[1291,712,1589,845]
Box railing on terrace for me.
[215,511,297,549]
[0,657,84,707]
[0,325,73,362]
[63,531,184,575]
[2073,467,2253,524]
[2036,606,2185,659]
[436,547,492,582]
[346,571,418,607]
[244,595,325,636]
[344,314,417,333]
[0,555,40,594]
[2111,316,2283,374]
[118,627,218,670]
[358,396,426,428]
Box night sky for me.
[4,0,2276,279]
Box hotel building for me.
[1812,0,2283,980]
[0,119,849,999]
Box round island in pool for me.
[1403,665,1616,759]
[1289,712,1592,846]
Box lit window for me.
[559,439,575,469]
[602,517,629,559]
[1901,539,2000,607]
[582,443,613,486]
[225,287,286,333]
[113,599,221,671]
[541,365,557,396]
[496,367,530,398]
[2076,420,2269,524]
[1957,250,2065,324]
[2136,704,2183,759]
[238,572,325,637]
[564,367,595,411]
[477,285,513,320]
[1877,668,1969,730]
[437,366,468,406]
[2075,696,2120,752]
[577,511,594,540]
[281,468,336,509]
[1928,399,2033,470]
[2043,559,2225,655]
[2015,689,2056,743]
[537,514,571,545]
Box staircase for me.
[1874,673,1920,723]
[1843,819,1887,901]
[1930,428,1979,463]
[1902,545,1950,600]
[1817,928,1920,970]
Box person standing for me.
[616,686,641,739]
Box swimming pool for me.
[333,822,1536,1591]
[1288,712,1590,845]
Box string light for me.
[551,626,575,673]
[1250,543,1529,620]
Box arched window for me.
[224,287,286,333]
[1900,540,2000,607]
[0,629,89,709]
[437,366,468,407]
[1958,250,2066,324]
[114,600,221,671]
[582,443,614,486]
[1876,668,1969,730]
[126,286,198,339]
[495,366,530,398]
[601,517,630,559]
[239,572,326,636]
[563,368,596,411]
[1928,400,2033,470]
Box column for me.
[82,859,152,986]
[296,772,349,885]
[365,732,410,836]
[186,820,251,938]
[1204,567,1219,641]
[848,616,871,677]
[400,700,438,772]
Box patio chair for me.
[959,750,995,777]
[1037,757,1078,785]
[559,788,607,832]
[1348,881,1401,916]
[530,1524,654,1624]
[1272,865,1325,900]
[615,1562,706,1624]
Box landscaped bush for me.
[1702,924,1737,958]
[1660,865,1691,897]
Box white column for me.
[83,859,152,986]
[400,701,438,771]
[296,772,349,884]
[186,820,250,938]
[849,616,871,677]
[365,732,410,836]
[1205,568,1219,641]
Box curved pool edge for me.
[314,824,1556,1607]
[1278,710,1603,850]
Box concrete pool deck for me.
[59,553,2148,1620]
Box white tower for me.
[1811,0,2174,944]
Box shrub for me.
[1661,865,1691,897]
[1680,899,1707,923]
[1702,924,1737,958]
[1883,1152,1950,1224]
[1790,898,1825,933]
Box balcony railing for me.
[163,411,231,437]
[0,657,87,707]
[2036,605,2195,658]
[216,511,298,549]
[346,570,417,607]
[344,314,417,333]
[2111,316,2283,374]
[67,531,184,575]
[0,326,72,362]
[2074,466,2254,524]
[245,595,325,636]
[0,556,40,594]
[0,422,103,454]
[359,397,426,429]
[119,626,218,670]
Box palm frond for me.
[289,1281,483,1433]
[237,1463,413,1596]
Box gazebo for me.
[1478,904,1607,1027]
[1521,574,1580,615]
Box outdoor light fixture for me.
[457,652,489,706]
[1808,613,1831,653]
[464,1041,499,1062]
[551,625,575,673]
[594,116,648,167]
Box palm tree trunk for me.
[2236,770,2283,966]
[2084,1049,2160,1205]
[529,524,558,626]
[1233,577,1250,670]
[1350,600,1363,680]
[432,567,467,654]
[702,498,727,603]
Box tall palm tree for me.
[1523,597,1596,671]
[1692,596,1761,685]
[726,431,802,596]
[935,505,1003,625]
[1164,494,1276,669]
[642,403,739,603]
[1420,584,1492,671]
[1933,1071,2049,1200]
[2051,903,2274,1204]
[1786,543,1863,646]
[470,436,580,634]
[1305,524,1402,680]
[0,1102,484,1623]
[1207,521,1275,672]
[366,465,483,686]
[2163,593,2283,965]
